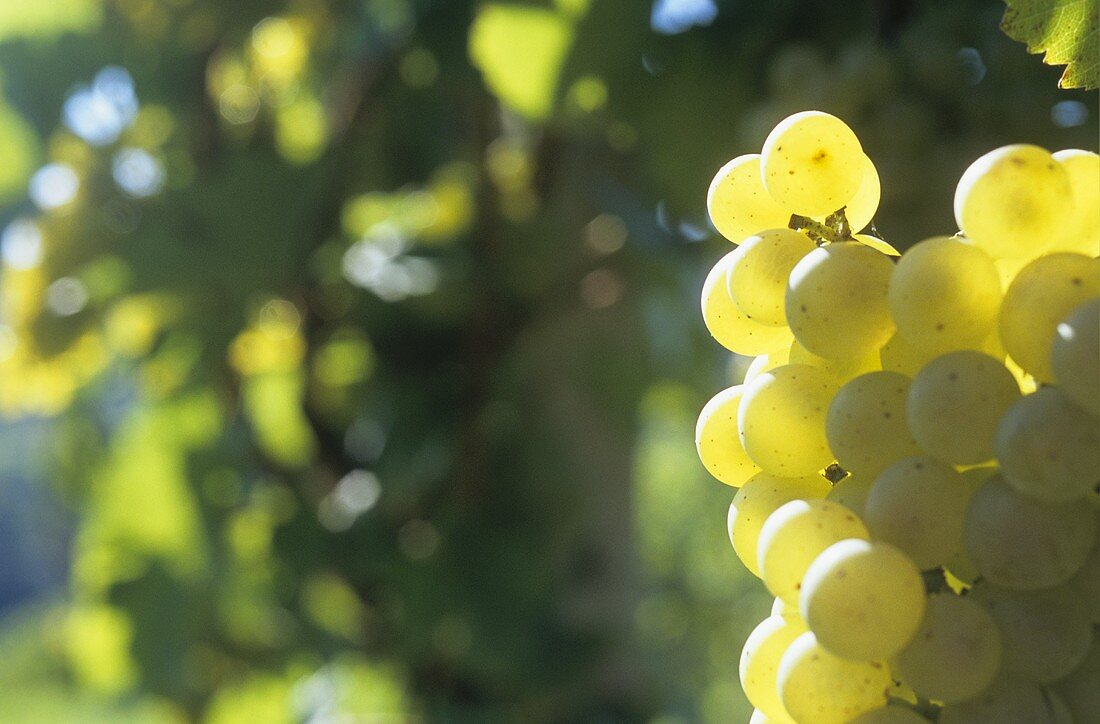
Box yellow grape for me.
[707,154,795,244]
[777,631,891,724]
[800,539,925,661]
[761,111,865,217]
[954,144,1073,259]
[999,252,1100,382]
[1052,299,1100,417]
[1049,149,1100,257]
[728,471,831,577]
[739,614,806,723]
[743,346,790,385]
[727,228,817,327]
[812,154,881,233]
[788,337,882,385]
[738,364,837,477]
[825,371,921,478]
[786,241,895,360]
[854,233,900,257]
[888,237,1003,354]
[701,250,794,355]
[825,472,874,520]
[696,385,762,487]
[757,498,868,605]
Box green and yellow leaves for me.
[1001,0,1098,89]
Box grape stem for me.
[789,207,853,245]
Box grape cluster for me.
[697,111,1099,724]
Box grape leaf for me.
[1001,0,1098,89]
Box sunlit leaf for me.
[469,4,575,120]
[1001,0,1098,89]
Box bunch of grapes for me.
[697,111,1099,724]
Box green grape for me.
[854,233,900,257]
[865,456,970,569]
[729,471,831,577]
[738,364,837,476]
[968,581,1092,684]
[964,475,1097,589]
[1044,688,1077,724]
[788,338,881,385]
[757,498,868,605]
[1051,640,1100,724]
[1052,299,1100,417]
[1049,149,1100,257]
[825,472,874,520]
[995,386,1100,503]
[938,674,1065,724]
[907,351,1021,464]
[953,144,1073,259]
[744,347,790,385]
[761,111,865,217]
[1067,542,1099,624]
[800,539,924,661]
[707,154,795,244]
[786,241,895,360]
[999,252,1100,382]
[826,372,921,478]
[891,593,1003,704]
[739,614,806,723]
[888,237,1002,354]
[849,706,930,723]
[777,631,891,724]
[702,250,795,355]
[696,385,763,487]
[813,154,880,233]
[727,228,817,327]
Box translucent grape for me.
[743,346,790,385]
[954,144,1073,259]
[854,233,900,257]
[702,250,794,355]
[788,337,882,385]
[826,372,922,478]
[1049,149,1100,257]
[738,364,837,477]
[727,228,817,327]
[995,386,1100,503]
[865,456,969,570]
[707,154,794,244]
[696,385,762,487]
[1051,640,1100,724]
[906,351,1021,464]
[749,709,781,724]
[757,499,868,605]
[891,593,1003,704]
[761,111,865,217]
[739,614,806,723]
[939,674,1065,724]
[1051,298,1100,416]
[728,471,831,577]
[786,241,895,360]
[1067,541,1099,624]
[800,539,924,661]
[814,154,880,233]
[888,237,1002,354]
[825,472,874,520]
[964,475,1097,589]
[968,581,1092,684]
[770,596,799,620]
[999,252,1100,382]
[849,706,931,723]
[777,631,891,724]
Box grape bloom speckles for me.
[696,110,1099,723]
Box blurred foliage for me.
[0,0,1093,722]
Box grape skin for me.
[695,385,762,487]
[938,673,1066,724]
[786,241,895,360]
[739,614,806,723]
[799,539,924,661]
[777,631,891,724]
[963,475,1097,590]
[826,371,922,479]
[728,471,831,577]
[1049,149,1100,257]
[707,154,795,244]
[1051,298,1100,417]
[825,472,874,520]
[727,228,817,327]
[761,110,865,217]
[1051,640,1100,724]
[756,498,868,605]
[891,593,1003,704]
[848,706,930,723]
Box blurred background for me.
[0,0,1093,721]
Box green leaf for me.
[0,0,101,41]
[1001,0,1098,89]
[469,4,575,120]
